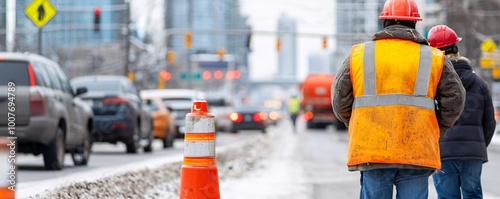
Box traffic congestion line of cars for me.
[0,52,192,171]
[0,52,280,171]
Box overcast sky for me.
[240,0,334,80]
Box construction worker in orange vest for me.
[331,0,466,198]
[428,25,496,199]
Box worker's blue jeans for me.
[432,160,483,199]
[360,168,432,199]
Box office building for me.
[308,52,331,74]
[165,0,251,86]
[277,13,297,80]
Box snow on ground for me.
[23,125,278,199]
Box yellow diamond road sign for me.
[25,0,57,28]
[481,38,497,53]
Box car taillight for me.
[229,112,242,123]
[302,111,313,121]
[112,121,129,129]
[30,91,45,116]
[269,111,280,121]
[253,112,267,122]
[27,64,36,86]
[103,97,128,105]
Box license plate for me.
[244,115,252,121]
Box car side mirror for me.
[75,87,88,96]
[145,99,152,105]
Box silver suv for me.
[0,52,94,170]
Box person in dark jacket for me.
[428,25,496,199]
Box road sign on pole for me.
[481,38,497,53]
[25,0,57,28]
[180,71,202,81]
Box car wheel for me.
[144,121,154,153]
[162,127,174,148]
[43,126,65,170]
[143,133,153,153]
[126,123,140,154]
[230,128,238,134]
[72,129,92,166]
[306,121,316,129]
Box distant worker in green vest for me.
[287,95,300,131]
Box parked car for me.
[141,89,205,138]
[70,75,153,153]
[0,52,94,170]
[229,104,268,133]
[140,96,176,148]
[206,97,234,132]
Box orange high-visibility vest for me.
[348,39,444,170]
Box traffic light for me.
[127,71,134,82]
[93,7,101,32]
[322,36,328,49]
[167,50,175,63]
[276,37,281,52]
[158,70,171,89]
[217,48,225,60]
[185,32,192,49]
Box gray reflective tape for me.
[185,117,215,133]
[184,140,216,157]
[353,94,435,109]
[363,42,376,95]
[414,46,433,96]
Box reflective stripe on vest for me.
[355,42,435,110]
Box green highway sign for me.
[180,71,202,81]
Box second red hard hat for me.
[428,25,462,49]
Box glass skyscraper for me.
[165,0,250,78]
[0,1,7,51]
[277,13,297,80]
[15,0,127,51]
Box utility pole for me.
[6,0,15,52]
[187,0,193,89]
[124,0,131,76]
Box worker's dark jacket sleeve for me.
[435,59,466,136]
[331,57,353,127]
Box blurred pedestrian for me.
[428,24,496,199]
[331,0,466,198]
[287,95,300,131]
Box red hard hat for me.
[379,0,422,21]
[427,25,462,49]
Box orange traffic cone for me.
[0,137,15,199]
[179,101,220,199]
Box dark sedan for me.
[70,75,153,153]
[229,104,268,133]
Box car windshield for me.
[145,100,160,111]
[163,98,192,105]
[72,80,121,92]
